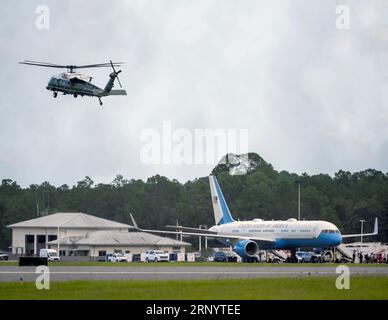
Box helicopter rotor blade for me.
[23,60,64,66]
[18,61,67,68]
[19,60,124,72]
[75,62,124,69]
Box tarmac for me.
[0,265,387,282]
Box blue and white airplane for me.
[130,175,378,259]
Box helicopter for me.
[18,60,127,106]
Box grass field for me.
[0,277,387,299]
[1,261,388,267]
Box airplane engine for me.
[233,240,258,258]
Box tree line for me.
[0,153,387,250]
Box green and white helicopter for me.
[19,60,126,105]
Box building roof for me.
[48,230,191,247]
[7,212,132,229]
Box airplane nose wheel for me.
[98,97,103,106]
[53,92,58,98]
[73,94,78,98]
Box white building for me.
[7,212,190,258]
[48,230,191,260]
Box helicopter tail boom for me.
[102,72,118,94]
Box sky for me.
[0,0,387,187]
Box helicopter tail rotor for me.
[109,60,123,88]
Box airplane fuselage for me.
[209,219,342,249]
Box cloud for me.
[0,0,387,186]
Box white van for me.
[39,249,60,261]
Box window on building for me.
[76,250,89,256]
[37,235,46,252]
[25,235,34,255]
[48,235,57,242]
[114,249,122,254]
[132,254,141,262]
[98,250,107,257]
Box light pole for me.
[360,219,365,244]
[295,180,301,220]
[198,224,208,254]
[57,225,60,255]
[198,225,202,253]
[203,225,208,250]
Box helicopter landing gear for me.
[53,91,58,98]
[98,97,103,106]
[73,94,78,98]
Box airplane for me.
[130,175,378,261]
[18,60,127,106]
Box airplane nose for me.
[332,234,342,246]
[319,232,342,246]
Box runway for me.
[0,265,387,282]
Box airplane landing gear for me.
[53,91,58,98]
[290,249,297,263]
[73,94,78,98]
[98,97,103,106]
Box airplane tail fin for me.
[209,175,235,225]
[373,217,378,235]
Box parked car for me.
[213,251,238,262]
[309,250,334,263]
[39,249,60,261]
[107,253,129,262]
[145,250,170,262]
[0,252,9,261]
[296,251,313,263]
[321,251,333,262]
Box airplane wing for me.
[130,214,275,244]
[165,225,217,235]
[341,217,378,238]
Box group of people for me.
[352,251,388,264]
